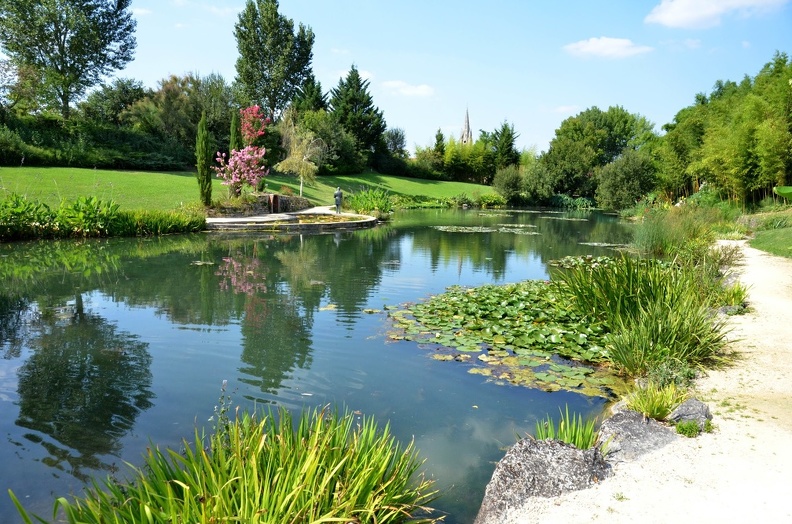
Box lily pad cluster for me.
[387,279,627,398]
[431,224,541,235]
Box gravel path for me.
[505,240,792,523]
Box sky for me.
[122,0,791,154]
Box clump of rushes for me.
[534,404,600,450]
[345,187,393,220]
[10,406,440,524]
[626,381,688,421]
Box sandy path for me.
[509,240,792,523]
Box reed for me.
[534,404,599,450]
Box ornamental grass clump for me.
[534,404,599,450]
[626,381,688,421]
[556,255,730,377]
[11,407,440,524]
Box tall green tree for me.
[0,0,136,119]
[291,72,327,113]
[79,78,147,126]
[491,121,520,169]
[195,111,214,206]
[234,0,314,120]
[329,65,386,154]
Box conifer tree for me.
[329,65,386,153]
[195,111,214,206]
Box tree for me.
[329,65,386,154]
[595,149,656,210]
[229,110,242,152]
[492,121,520,169]
[234,0,314,120]
[291,72,326,113]
[79,78,147,126]
[384,128,408,159]
[276,108,327,196]
[0,0,136,119]
[195,111,214,206]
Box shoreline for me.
[499,240,792,523]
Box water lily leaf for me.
[432,354,454,361]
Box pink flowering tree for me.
[240,105,269,147]
[213,146,268,197]
[213,106,271,196]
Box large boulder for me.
[474,438,610,524]
[667,398,712,430]
[598,409,678,465]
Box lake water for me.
[0,208,632,522]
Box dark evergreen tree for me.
[492,121,521,169]
[292,73,327,112]
[195,111,214,206]
[229,110,242,152]
[433,128,446,156]
[329,65,386,153]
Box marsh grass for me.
[534,405,599,450]
[626,382,688,421]
[345,187,394,219]
[11,406,440,524]
[557,256,730,377]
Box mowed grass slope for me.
[0,167,495,211]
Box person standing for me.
[334,187,343,213]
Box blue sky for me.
[124,0,791,153]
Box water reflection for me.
[0,209,632,523]
[15,294,153,481]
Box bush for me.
[676,420,701,437]
[476,192,506,208]
[557,256,730,376]
[345,187,393,219]
[626,382,688,421]
[493,165,523,204]
[11,407,440,523]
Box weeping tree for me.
[276,108,327,196]
[195,111,214,206]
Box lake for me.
[0,208,632,522]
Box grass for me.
[0,166,495,212]
[751,227,792,258]
[11,407,441,524]
[626,382,688,421]
[534,405,600,450]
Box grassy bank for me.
[0,166,495,212]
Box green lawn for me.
[0,167,495,211]
[750,227,792,258]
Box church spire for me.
[461,108,472,145]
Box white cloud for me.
[645,0,788,29]
[563,37,653,58]
[382,80,434,97]
[131,8,152,16]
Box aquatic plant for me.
[626,381,688,421]
[10,406,440,523]
[534,404,600,450]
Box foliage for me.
[595,149,656,211]
[676,420,701,437]
[750,226,792,259]
[540,105,656,198]
[549,194,594,210]
[387,280,623,398]
[0,0,136,119]
[384,127,408,159]
[330,65,386,154]
[78,78,148,126]
[229,109,242,152]
[345,187,393,219]
[213,146,268,196]
[195,112,214,206]
[0,193,205,240]
[556,256,729,376]
[493,165,523,204]
[646,359,698,388]
[491,120,521,169]
[299,108,365,175]
[11,406,440,523]
[626,381,688,421]
[534,405,600,450]
[291,72,327,112]
[239,105,269,146]
[234,0,315,119]
[476,192,507,208]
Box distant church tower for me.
[460,108,472,145]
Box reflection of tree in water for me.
[0,295,31,359]
[15,293,154,481]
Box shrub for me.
[11,407,440,523]
[55,196,120,237]
[626,382,688,421]
[493,165,523,204]
[345,187,393,219]
[534,404,600,450]
[647,359,698,388]
[676,420,701,437]
[476,192,507,209]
